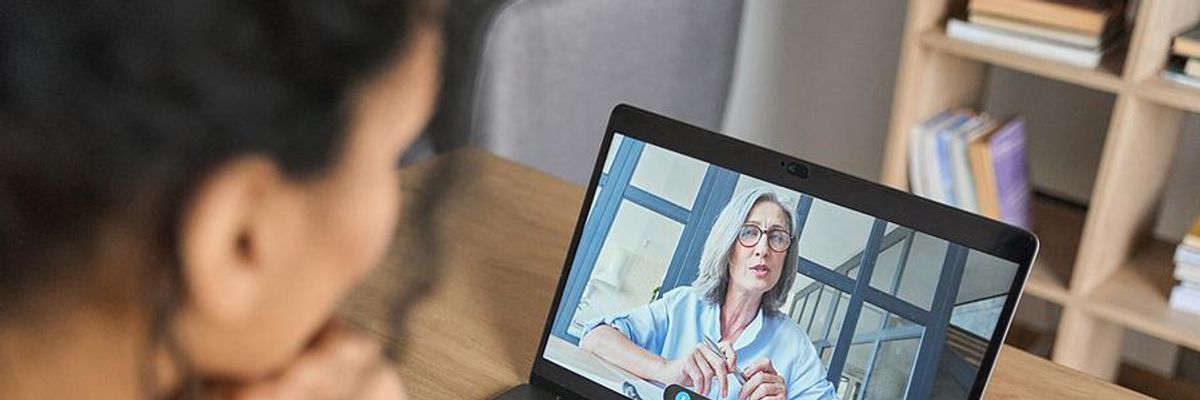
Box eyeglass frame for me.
[736,224,793,253]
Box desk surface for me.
[346,149,1148,400]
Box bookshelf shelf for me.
[886,0,1200,387]
[1025,200,1081,305]
[1085,239,1200,351]
[1134,77,1200,114]
[920,29,1126,94]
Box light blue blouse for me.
[584,286,837,400]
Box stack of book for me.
[947,0,1127,68]
[908,110,1032,229]
[1163,23,1200,90]
[1170,217,1200,315]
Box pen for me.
[702,334,748,385]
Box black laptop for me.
[496,105,1038,400]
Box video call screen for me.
[543,133,1020,400]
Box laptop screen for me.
[542,132,1022,400]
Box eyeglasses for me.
[737,224,793,252]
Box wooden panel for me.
[1134,77,1200,114]
[920,30,1126,94]
[1123,0,1200,81]
[1024,200,1084,306]
[1052,306,1126,380]
[991,347,1150,399]
[1118,362,1200,400]
[1086,239,1200,351]
[1071,96,1183,294]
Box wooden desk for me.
[346,149,1149,399]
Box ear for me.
[178,156,285,326]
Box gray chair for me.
[424,0,745,185]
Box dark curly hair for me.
[0,0,438,396]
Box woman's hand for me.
[201,320,405,400]
[738,358,786,400]
[653,341,738,398]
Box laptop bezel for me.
[528,104,1039,400]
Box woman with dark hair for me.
[0,1,441,398]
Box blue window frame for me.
[551,136,737,343]
[791,214,977,398]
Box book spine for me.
[989,118,1032,229]
[969,136,1001,219]
[968,0,1111,35]
[1162,70,1200,90]
[1177,246,1200,266]
[924,126,943,204]
[1170,286,1200,314]
[909,127,926,198]
[937,130,958,207]
[1186,58,1200,78]
[969,13,1102,49]
[1185,236,1200,250]
[909,110,956,198]
[951,129,979,212]
[925,113,971,204]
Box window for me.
[567,200,684,337]
[791,214,981,398]
[552,135,737,343]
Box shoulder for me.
[655,286,708,311]
[660,285,702,302]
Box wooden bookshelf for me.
[1086,240,1200,351]
[919,30,1127,93]
[884,0,1200,385]
[1024,200,1081,305]
[1136,77,1200,113]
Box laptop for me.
[496,105,1039,400]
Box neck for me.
[719,287,761,342]
[0,299,178,400]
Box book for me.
[1174,24,1200,59]
[1162,70,1200,90]
[924,112,974,205]
[968,0,1125,36]
[947,19,1108,68]
[937,124,959,207]
[909,110,960,198]
[1178,245,1200,267]
[968,124,1002,220]
[1187,58,1200,79]
[1176,262,1200,284]
[1171,261,1200,283]
[969,12,1110,49]
[1170,285,1200,315]
[950,116,997,212]
[988,118,1032,229]
[1186,216,1200,249]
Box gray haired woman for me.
[580,187,836,400]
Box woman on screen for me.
[580,187,837,400]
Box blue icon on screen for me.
[674,392,691,400]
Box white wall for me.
[723,0,905,182]
[722,0,1200,376]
